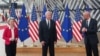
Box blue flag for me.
[41,5,47,20]
[18,4,29,42]
[61,5,72,42]
[10,3,17,19]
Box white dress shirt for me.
[46,19,50,28]
[87,18,91,27]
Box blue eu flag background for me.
[61,5,72,42]
[18,4,29,42]
[41,5,47,20]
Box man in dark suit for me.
[39,11,57,56]
[80,11,99,56]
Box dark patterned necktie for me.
[86,21,88,28]
[48,20,50,28]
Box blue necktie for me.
[86,21,88,28]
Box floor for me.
[17,53,85,56]
[16,46,99,56]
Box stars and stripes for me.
[41,5,47,20]
[72,6,83,42]
[53,6,62,40]
[10,3,17,19]
[29,5,39,42]
[9,3,18,28]
[0,0,100,43]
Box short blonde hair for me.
[7,17,15,24]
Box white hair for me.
[45,11,52,16]
[83,11,90,15]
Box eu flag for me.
[61,5,72,42]
[18,4,29,42]
[41,5,47,20]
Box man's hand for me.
[82,27,87,32]
[41,41,45,46]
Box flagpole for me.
[31,42,37,47]
[20,41,26,47]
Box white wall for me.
[0,29,6,56]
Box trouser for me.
[85,42,99,56]
[5,41,17,56]
[42,41,55,56]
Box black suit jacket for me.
[39,20,57,43]
[80,19,99,44]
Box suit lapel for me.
[44,20,48,28]
[44,20,52,30]
[44,20,51,30]
[49,20,51,29]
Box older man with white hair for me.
[39,11,57,56]
[80,11,99,56]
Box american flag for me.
[10,3,18,28]
[53,6,61,40]
[41,5,47,20]
[72,6,83,42]
[29,5,39,42]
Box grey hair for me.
[45,11,52,16]
[83,11,90,15]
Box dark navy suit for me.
[80,19,99,56]
[39,19,57,56]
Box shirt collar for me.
[87,18,91,22]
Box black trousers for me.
[85,42,99,56]
[42,42,55,56]
[5,41,17,56]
